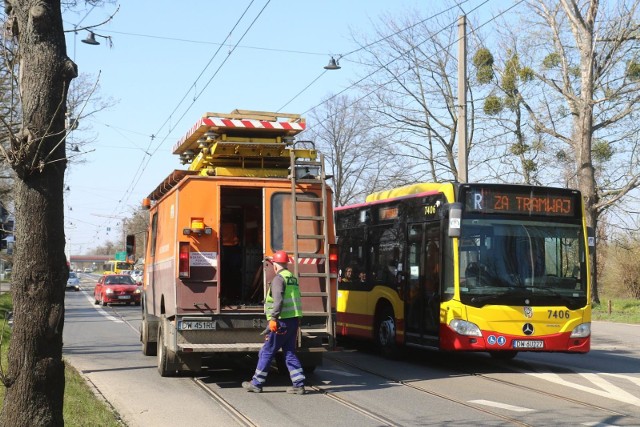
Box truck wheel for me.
[375,305,398,358]
[157,322,176,377]
[141,317,157,356]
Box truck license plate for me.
[179,321,216,330]
[513,340,544,349]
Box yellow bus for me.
[335,182,592,359]
[102,260,135,275]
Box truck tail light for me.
[179,242,190,278]
[329,244,338,275]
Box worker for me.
[242,250,306,395]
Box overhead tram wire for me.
[110,1,273,223]
[109,0,465,213]
[97,29,329,57]
[301,0,492,117]
[149,0,259,143]
[104,0,266,226]
[302,0,524,129]
[276,0,477,113]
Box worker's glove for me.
[269,319,279,333]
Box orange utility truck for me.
[134,110,337,376]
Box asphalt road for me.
[61,276,640,426]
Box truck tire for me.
[157,322,177,377]
[141,317,157,356]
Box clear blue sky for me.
[61,0,513,255]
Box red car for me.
[94,274,141,306]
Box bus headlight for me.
[449,319,482,337]
[570,322,591,338]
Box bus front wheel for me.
[375,306,398,358]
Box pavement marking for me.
[513,366,640,407]
[581,423,621,426]
[468,399,533,412]
[81,289,123,323]
[321,368,361,377]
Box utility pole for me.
[457,15,468,183]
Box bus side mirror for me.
[587,227,595,254]
[447,203,463,238]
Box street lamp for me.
[324,56,341,70]
[80,31,112,47]
[81,31,100,45]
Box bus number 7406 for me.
[548,310,570,319]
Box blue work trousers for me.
[251,317,305,388]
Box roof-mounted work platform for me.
[172,109,316,177]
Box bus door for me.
[405,222,440,346]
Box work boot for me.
[242,381,262,393]
[286,385,306,395]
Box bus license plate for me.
[179,321,216,331]
[513,340,544,349]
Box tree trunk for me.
[568,0,599,306]
[1,1,75,425]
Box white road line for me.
[513,366,640,407]
[581,422,621,426]
[80,289,123,323]
[468,399,533,412]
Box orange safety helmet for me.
[271,250,289,264]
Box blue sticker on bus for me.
[487,335,497,345]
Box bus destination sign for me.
[464,187,576,217]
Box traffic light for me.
[126,234,136,259]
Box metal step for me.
[297,234,325,240]
[296,215,325,221]
[301,328,331,334]
[296,195,323,203]
[301,311,331,317]
[300,291,329,297]
[178,343,263,352]
[299,272,329,278]
[297,252,327,259]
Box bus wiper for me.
[533,287,578,308]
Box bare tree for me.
[509,0,640,303]
[308,95,406,206]
[0,1,77,424]
[352,9,480,182]
[473,43,547,185]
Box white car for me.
[130,270,143,284]
[66,271,81,291]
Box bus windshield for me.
[458,219,587,309]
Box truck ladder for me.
[289,151,333,339]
